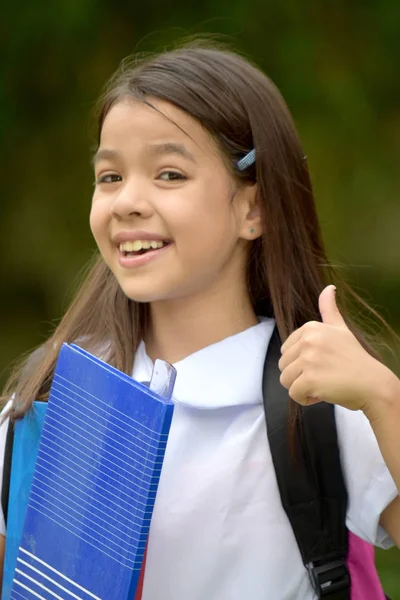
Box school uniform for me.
[0,318,397,599]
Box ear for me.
[236,183,262,240]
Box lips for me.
[112,230,171,246]
[119,240,167,254]
[111,230,173,268]
[117,239,172,268]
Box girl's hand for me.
[278,285,397,413]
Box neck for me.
[144,283,258,364]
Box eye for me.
[158,171,186,182]
[95,173,122,185]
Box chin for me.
[119,284,172,304]
[119,280,196,305]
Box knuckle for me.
[303,347,318,365]
[302,333,317,348]
[305,321,320,332]
[302,325,323,348]
[279,372,287,388]
[289,389,304,405]
[302,372,315,390]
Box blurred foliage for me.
[1,0,399,592]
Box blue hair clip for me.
[237,148,256,171]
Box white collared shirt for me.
[0,319,397,599]
[131,319,397,600]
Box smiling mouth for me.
[119,240,172,256]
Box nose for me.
[110,178,153,220]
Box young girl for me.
[1,41,399,599]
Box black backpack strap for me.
[1,418,14,527]
[263,329,350,599]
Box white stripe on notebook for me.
[32,457,154,519]
[27,497,144,559]
[38,432,162,491]
[19,548,104,599]
[29,489,138,550]
[11,591,30,600]
[53,373,169,437]
[13,579,45,600]
[41,413,163,482]
[15,569,63,599]
[36,436,157,506]
[11,590,29,600]
[17,558,96,600]
[26,503,143,567]
[50,384,165,453]
[41,420,163,479]
[31,471,142,539]
[53,400,161,457]
[38,430,161,501]
[33,468,153,530]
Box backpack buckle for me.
[306,559,350,598]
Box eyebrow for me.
[146,142,197,163]
[92,143,197,167]
[91,148,122,166]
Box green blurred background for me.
[1,0,399,594]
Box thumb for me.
[319,285,346,327]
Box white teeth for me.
[132,240,143,251]
[119,240,166,252]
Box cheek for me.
[89,206,109,257]
[89,197,106,237]
[170,196,238,267]
[187,198,235,243]
[89,209,99,242]
[175,179,234,234]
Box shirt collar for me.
[132,317,275,410]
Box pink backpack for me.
[348,532,387,600]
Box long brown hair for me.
[2,40,392,421]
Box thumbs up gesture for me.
[279,285,395,413]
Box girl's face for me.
[90,98,258,305]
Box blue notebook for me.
[3,343,175,600]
